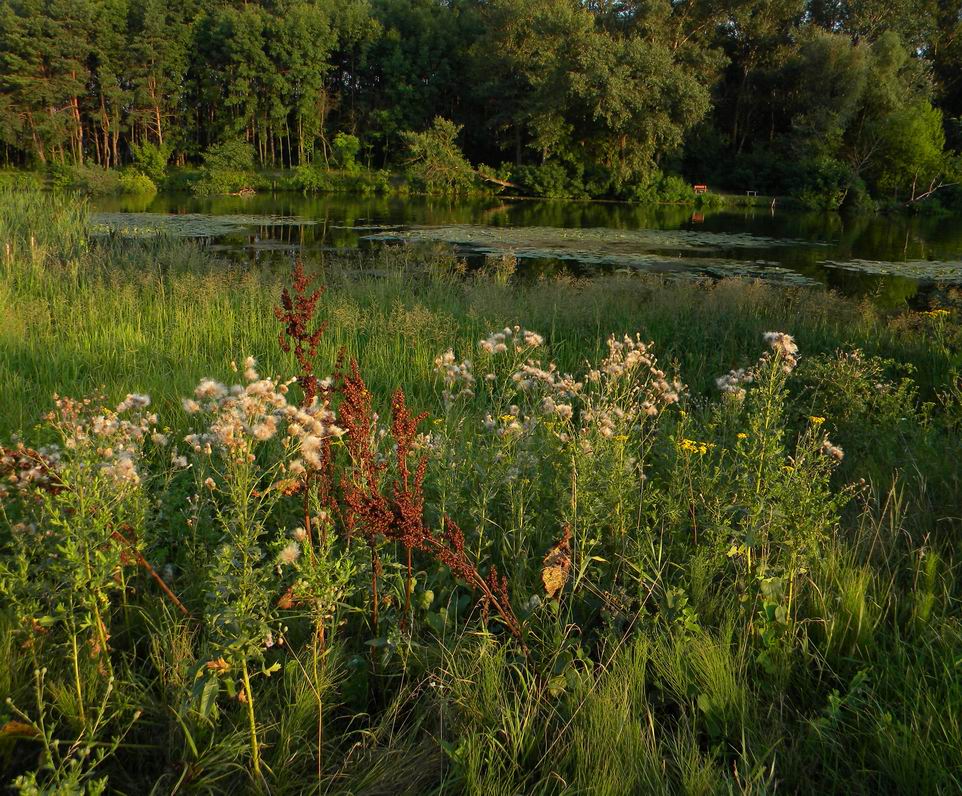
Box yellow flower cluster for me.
[679,438,713,455]
[809,416,826,426]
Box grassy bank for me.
[1,192,961,794]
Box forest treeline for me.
[1,0,961,206]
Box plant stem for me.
[241,659,262,782]
[91,599,113,678]
[370,544,379,634]
[404,546,413,629]
[69,623,86,726]
[314,622,325,782]
[303,473,314,550]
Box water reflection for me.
[91,192,962,304]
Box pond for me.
[90,191,962,306]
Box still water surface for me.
[92,192,962,306]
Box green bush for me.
[43,163,156,195]
[695,190,725,208]
[291,164,392,195]
[291,163,333,193]
[400,117,478,194]
[331,133,362,174]
[117,170,158,195]
[46,162,80,190]
[0,170,44,190]
[193,139,257,196]
[788,156,851,210]
[513,163,585,199]
[129,141,172,186]
[162,168,201,192]
[624,170,696,204]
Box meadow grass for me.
[1,191,961,794]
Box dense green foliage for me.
[401,117,478,194]
[193,138,258,196]
[2,192,962,793]
[1,0,961,204]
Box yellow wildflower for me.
[680,438,713,455]
[810,416,825,426]
[736,432,748,440]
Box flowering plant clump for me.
[587,333,684,413]
[0,392,163,735]
[479,325,544,354]
[716,367,753,400]
[182,358,345,477]
[180,356,344,780]
[679,438,714,456]
[689,331,853,669]
[58,392,158,486]
[482,404,536,438]
[763,331,800,372]
[474,330,682,443]
[716,331,800,402]
[511,360,582,399]
[820,438,845,461]
[432,328,687,604]
[1,442,63,500]
[434,348,476,408]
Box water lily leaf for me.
[821,258,962,282]
[90,212,317,238]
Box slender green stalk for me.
[241,659,262,782]
[68,618,86,727]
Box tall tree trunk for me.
[318,90,330,167]
[99,95,109,168]
[70,74,84,165]
[46,105,61,163]
[297,115,304,165]
[732,63,752,155]
[27,113,46,164]
[112,112,120,167]
[148,76,164,144]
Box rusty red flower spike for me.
[335,361,521,640]
[274,260,328,405]
[338,361,392,630]
[421,518,522,640]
